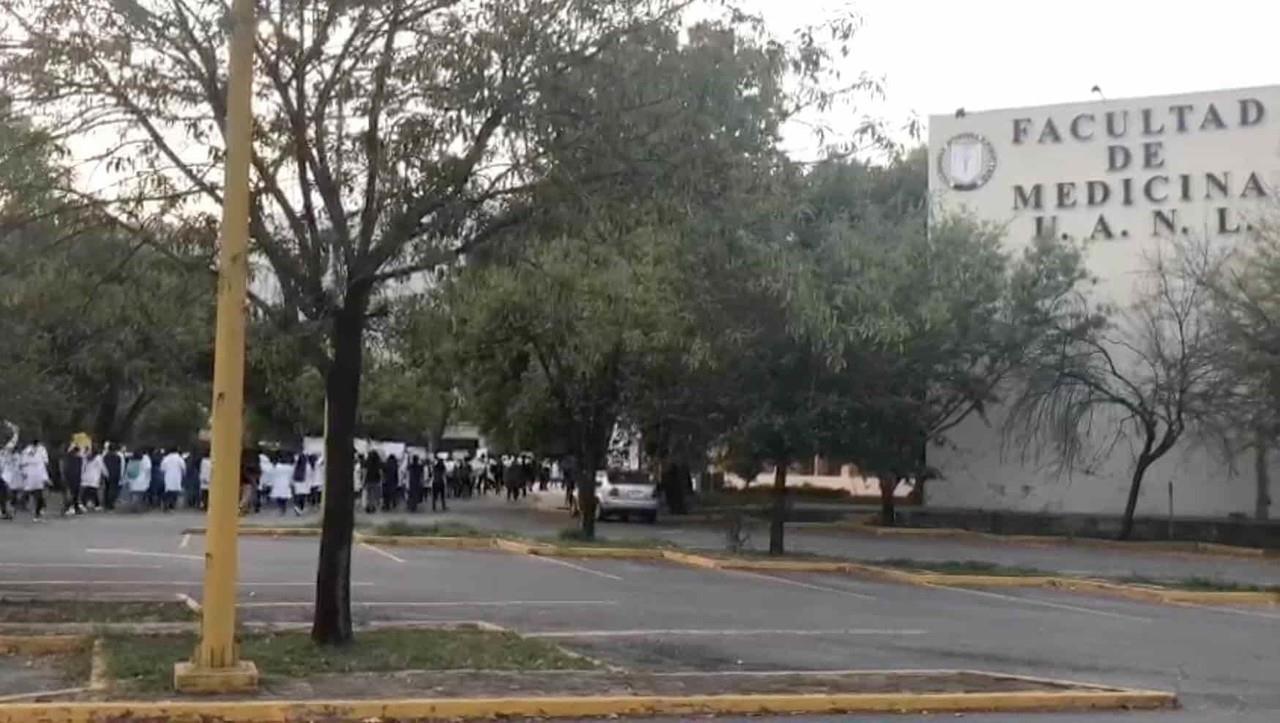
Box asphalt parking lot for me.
[1,505,1277,721]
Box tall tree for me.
[1010,250,1220,540]
[2,0,823,642]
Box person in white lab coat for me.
[199,454,212,509]
[269,452,295,515]
[290,454,309,515]
[0,422,17,520]
[123,449,151,511]
[80,448,105,510]
[20,439,50,521]
[308,454,323,507]
[160,449,186,511]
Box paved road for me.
[346,490,1280,586]
[0,500,1277,720]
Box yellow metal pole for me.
[174,0,258,693]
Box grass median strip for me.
[0,599,195,624]
[1117,574,1280,593]
[873,559,1048,577]
[104,628,595,693]
[365,521,491,538]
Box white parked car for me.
[594,470,659,523]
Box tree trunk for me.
[879,477,899,526]
[312,294,368,646]
[662,461,688,515]
[1256,442,1271,522]
[1119,456,1154,541]
[92,381,120,446]
[579,466,597,540]
[769,460,788,555]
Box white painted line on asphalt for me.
[179,534,191,549]
[237,599,618,608]
[359,542,405,564]
[1173,602,1280,620]
[85,547,202,561]
[0,581,372,587]
[526,627,926,639]
[935,585,1154,622]
[726,570,875,600]
[176,592,202,613]
[528,554,623,581]
[0,563,162,569]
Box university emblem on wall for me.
[938,133,997,191]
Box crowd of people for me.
[0,423,578,521]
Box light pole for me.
[173,0,258,693]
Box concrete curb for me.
[184,528,1279,608]
[0,687,1176,721]
[0,634,91,655]
[355,533,496,550]
[182,526,321,538]
[828,521,1279,561]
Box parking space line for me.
[0,581,372,587]
[179,534,191,549]
[237,600,617,608]
[1173,602,1280,620]
[86,548,202,561]
[526,627,926,638]
[726,570,876,600]
[528,555,622,581]
[0,563,162,569]
[933,585,1154,622]
[359,542,405,563]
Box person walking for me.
[182,449,202,509]
[382,453,400,512]
[20,439,50,521]
[147,448,165,509]
[0,422,17,520]
[160,448,186,511]
[430,456,448,512]
[291,454,309,515]
[406,455,425,512]
[307,454,323,508]
[80,447,105,510]
[123,449,151,511]
[199,452,212,509]
[102,443,123,511]
[363,450,383,514]
[269,452,294,515]
[60,444,84,516]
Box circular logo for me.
[938,133,997,191]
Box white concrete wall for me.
[927,85,1280,518]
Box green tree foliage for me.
[0,108,214,449]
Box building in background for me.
[928,85,1280,519]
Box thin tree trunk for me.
[769,459,788,555]
[1256,442,1271,522]
[879,477,899,526]
[92,380,120,446]
[1119,456,1154,541]
[579,465,597,540]
[663,461,688,515]
[312,295,368,646]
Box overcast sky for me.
[745,0,1280,150]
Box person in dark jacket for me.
[148,448,165,509]
[430,457,448,511]
[363,450,383,514]
[382,454,400,511]
[60,445,84,516]
[102,443,123,510]
[406,455,425,512]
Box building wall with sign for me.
[927,85,1280,518]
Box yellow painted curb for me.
[355,533,497,550]
[714,558,850,573]
[836,521,1278,561]
[534,546,667,560]
[0,688,1175,721]
[0,634,91,655]
[182,527,321,538]
[493,538,540,554]
[660,550,722,568]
